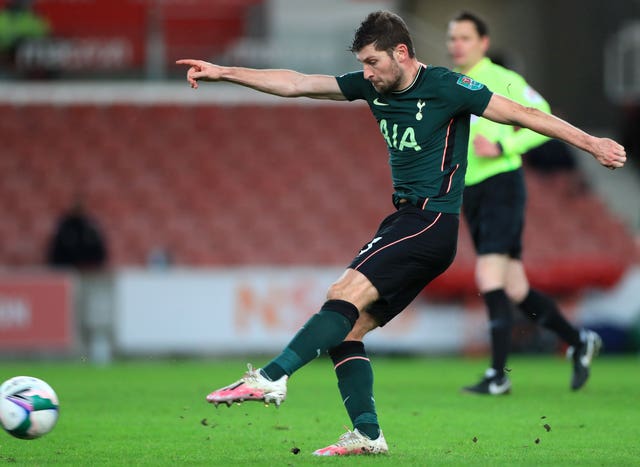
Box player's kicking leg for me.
[206,293,366,407]
[206,364,288,407]
[207,269,379,406]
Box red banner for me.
[0,274,74,351]
[0,0,257,71]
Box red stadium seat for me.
[0,103,634,296]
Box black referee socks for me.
[518,289,581,347]
[484,289,514,377]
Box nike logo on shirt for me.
[373,98,389,106]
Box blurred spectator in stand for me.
[0,0,50,78]
[524,139,577,173]
[524,138,588,195]
[523,105,587,195]
[46,199,108,270]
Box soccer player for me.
[447,12,603,395]
[177,11,625,456]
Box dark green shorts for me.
[348,205,459,326]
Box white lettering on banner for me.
[0,297,30,329]
[17,39,133,70]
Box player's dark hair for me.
[451,11,489,38]
[350,10,415,58]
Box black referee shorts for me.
[462,168,526,259]
[347,204,459,326]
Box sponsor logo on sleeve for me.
[456,76,485,91]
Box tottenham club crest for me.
[415,99,426,121]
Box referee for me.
[447,11,603,395]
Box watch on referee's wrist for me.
[496,142,504,155]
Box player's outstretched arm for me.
[482,93,626,169]
[175,59,346,100]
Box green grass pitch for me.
[0,355,638,465]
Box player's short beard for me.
[377,60,403,95]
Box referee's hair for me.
[451,11,489,38]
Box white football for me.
[0,376,59,439]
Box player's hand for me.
[175,59,224,89]
[473,134,502,158]
[591,137,626,170]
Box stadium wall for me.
[2,267,639,362]
[1,85,638,360]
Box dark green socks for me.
[261,299,358,381]
[329,340,380,440]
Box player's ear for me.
[393,44,409,62]
[481,36,490,54]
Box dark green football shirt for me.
[336,65,493,214]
